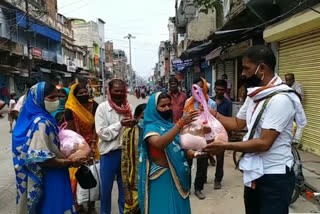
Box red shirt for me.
[168,91,187,123]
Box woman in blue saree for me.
[138,92,199,214]
[51,87,70,125]
[12,82,84,214]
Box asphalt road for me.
[0,95,319,213]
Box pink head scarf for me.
[107,79,132,118]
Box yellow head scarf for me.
[65,83,94,126]
[184,77,209,113]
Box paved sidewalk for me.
[300,149,320,193]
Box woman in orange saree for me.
[65,83,99,213]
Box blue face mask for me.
[138,119,144,129]
[59,98,66,106]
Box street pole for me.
[102,64,106,101]
[124,33,135,86]
[25,0,32,79]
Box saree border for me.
[165,151,190,199]
[144,132,160,140]
[149,168,168,180]
[144,158,150,214]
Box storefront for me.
[264,3,320,155]
[208,39,253,101]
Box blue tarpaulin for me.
[16,12,61,42]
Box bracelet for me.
[177,119,184,129]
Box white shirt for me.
[9,99,16,111]
[291,81,304,100]
[95,101,125,155]
[13,95,25,112]
[237,94,296,186]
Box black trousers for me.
[189,152,225,191]
[244,167,295,214]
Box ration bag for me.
[180,84,228,151]
[58,122,91,159]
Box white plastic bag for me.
[77,162,101,204]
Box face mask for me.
[138,119,144,129]
[44,100,59,113]
[59,98,66,106]
[158,109,173,121]
[216,93,224,99]
[76,95,89,104]
[243,64,263,88]
[111,94,124,103]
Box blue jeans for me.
[100,150,124,214]
[244,167,295,214]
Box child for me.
[8,93,17,133]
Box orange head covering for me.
[65,83,94,126]
[184,77,209,113]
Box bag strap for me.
[236,91,290,170]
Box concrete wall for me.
[45,0,57,19]
[186,9,216,41]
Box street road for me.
[0,95,319,213]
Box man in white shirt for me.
[204,46,306,214]
[285,73,304,100]
[285,73,305,144]
[95,79,135,214]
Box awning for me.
[181,28,249,60]
[39,67,51,73]
[16,12,61,42]
[263,3,320,42]
[53,70,72,78]
[205,47,223,61]
[180,41,214,60]
[0,64,21,74]
[20,69,29,77]
[78,70,90,75]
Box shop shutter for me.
[225,60,235,99]
[216,63,224,79]
[279,28,320,155]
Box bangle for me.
[177,119,184,129]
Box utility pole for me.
[124,33,135,86]
[25,0,32,79]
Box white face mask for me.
[44,100,59,113]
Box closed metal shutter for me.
[225,60,235,99]
[216,63,224,79]
[279,28,320,155]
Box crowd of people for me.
[7,45,307,214]
[134,86,150,99]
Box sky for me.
[57,0,175,79]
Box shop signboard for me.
[67,60,76,73]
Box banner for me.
[172,59,193,72]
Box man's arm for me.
[206,94,295,154]
[204,129,279,154]
[210,107,246,131]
